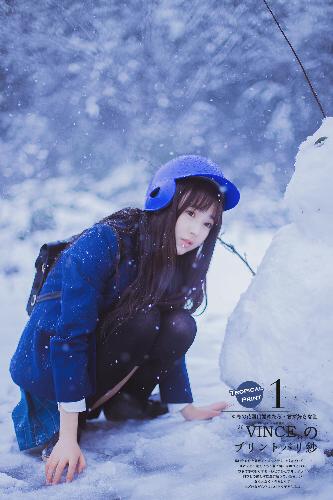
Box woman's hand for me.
[180,401,233,421]
[45,438,86,485]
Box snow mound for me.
[220,117,333,448]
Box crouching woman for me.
[9,155,240,485]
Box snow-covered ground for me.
[1,140,332,498]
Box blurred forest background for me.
[0,0,332,231]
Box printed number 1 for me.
[270,379,284,408]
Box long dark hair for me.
[95,176,225,343]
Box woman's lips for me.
[181,238,193,247]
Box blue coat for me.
[9,222,193,405]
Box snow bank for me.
[220,118,333,452]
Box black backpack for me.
[26,234,79,316]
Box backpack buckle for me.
[41,263,47,273]
[30,294,37,306]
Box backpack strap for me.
[26,237,76,316]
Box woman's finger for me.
[45,462,49,481]
[77,453,86,474]
[212,401,231,408]
[52,459,67,485]
[208,401,232,411]
[46,459,57,484]
[201,409,220,419]
[210,410,221,416]
[66,461,77,483]
[205,409,221,420]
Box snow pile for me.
[220,118,333,451]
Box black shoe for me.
[83,405,103,422]
[103,392,169,421]
[145,399,170,419]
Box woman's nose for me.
[189,224,200,237]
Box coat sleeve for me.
[158,354,193,404]
[50,223,119,403]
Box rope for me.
[217,237,256,276]
[262,0,326,118]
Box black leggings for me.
[85,305,197,417]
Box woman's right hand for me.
[45,438,86,485]
[181,401,232,421]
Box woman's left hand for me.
[180,401,233,421]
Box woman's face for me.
[175,202,217,255]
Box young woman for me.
[9,154,240,485]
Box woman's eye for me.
[186,210,195,216]
[205,223,212,229]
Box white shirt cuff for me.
[168,403,190,413]
[57,398,86,412]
